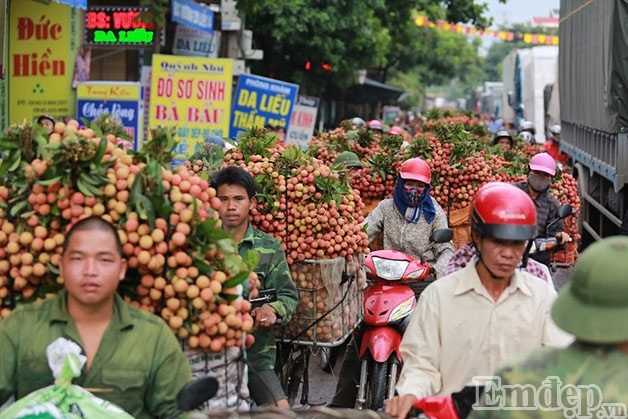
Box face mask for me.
[405,187,423,206]
[528,172,551,192]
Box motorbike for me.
[166,375,219,419]
[355,228,454,411]
[410,385,484,419]
[528,203,573,270]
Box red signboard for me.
[85,7,161,47]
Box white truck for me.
[559,0,628,245]
[502,46,559,143]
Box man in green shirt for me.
[469,237,628,418]
[0,216,192,418]
[211,166,298,408]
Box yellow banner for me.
[8,1,81,124]
[149,54,233,163]
[77,83,141,101]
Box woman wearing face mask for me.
[328,157,454,409]
[513,152,571,267]
[362,157,454,278]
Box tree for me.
[236,0,504,96]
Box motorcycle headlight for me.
[372,257,409,281]
[389,296,416,322]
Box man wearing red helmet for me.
[329,157,454,408]
[385,182,572,419]
[514,152,571,269]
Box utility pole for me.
[220,0,263,76]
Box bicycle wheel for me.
[286,352,305,406]
[366,360,388,410]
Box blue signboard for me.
[171,0,214,34]
[229,74,299,140]
[76,82,143,150]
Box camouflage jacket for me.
[239,225,298,371]
[468,342,628,418]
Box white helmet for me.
[549,124,561,140]
[518,120,535,134]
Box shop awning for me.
[347,77,407,103]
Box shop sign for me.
[230,74,299,140]
[85,7,160,47]
[171,0,214,34]
[285,95,319,149]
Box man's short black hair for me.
[63,216,123,257]
[211,166,257,199]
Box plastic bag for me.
[0,338,134,419]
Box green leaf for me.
[0,138,20,149]
[223,271,249,288]
[9,200,30,217]
[137,194,156,227]
[8,153,22,172]
[37,175,63,186]
[94,136,108,163]
[219,293,239,302]
[243,249,260,271]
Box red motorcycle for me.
[411,385,484,418]
[355,229,453,410]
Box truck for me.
[559,0,628,246]
[502,46,559,143]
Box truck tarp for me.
[559,0,628,132]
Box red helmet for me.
[529,152,556,176]
[367,120,384,131]
[399,157,431,184]
[471,182,537,240]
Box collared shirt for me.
[443,243,555,288]
[238,224,298,371]
[0,290,192,418]
[395,261,573,399]
[363,198,454,276]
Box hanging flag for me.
[413,14,559,45]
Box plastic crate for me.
[276,255,365,346]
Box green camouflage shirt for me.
[238,225,298,371]
[0,290,192,418]
[468,342,628,418]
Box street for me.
[291,266,574,409]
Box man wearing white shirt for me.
[385,182,572,418]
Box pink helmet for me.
[399,157,431,184]
[388,126,402,135]
[529,152,556,176]
[367,120,384,131]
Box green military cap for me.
[334,151,362,168]
[551,236,628,343]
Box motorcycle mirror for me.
[176,375,219,412]
[557,204,572,219]
[430,228,453,243]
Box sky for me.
[477,0,560,55]
[483,0,560,26]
